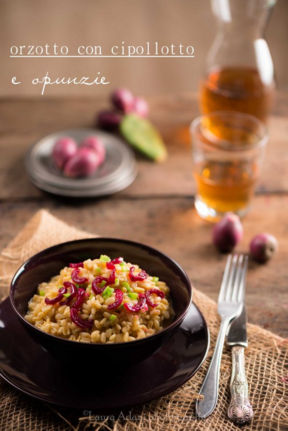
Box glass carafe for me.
[200,0,276,122]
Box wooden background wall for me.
[0,0,287,97]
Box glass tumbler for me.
[190,111,268,221]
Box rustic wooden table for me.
[0,94,287,337]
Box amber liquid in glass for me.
[200,66,274,122]
[194,159,258,215]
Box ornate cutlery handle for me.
[196,318,230,418]
[227,345,253,424]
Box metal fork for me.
[196,254,247,419]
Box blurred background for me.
[0,0,287,97]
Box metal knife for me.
[227,305,253,424]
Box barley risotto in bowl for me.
[10,238,192,365]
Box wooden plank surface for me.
[0,94,288,200]
[0,95,287,338]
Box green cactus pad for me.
[120,114,167,162]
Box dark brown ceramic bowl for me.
[10,238,192,365]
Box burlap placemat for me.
[0,209,287,431]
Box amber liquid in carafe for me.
[200,66,274,122]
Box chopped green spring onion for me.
[152,277,159,283]
[102,286,114,298]
[120,261,125,267]
[114,278,120,286]
[109,314,117,322]
[89,293,94,300]
[122,281,132,292]
[95,267,102,275]
[100,255,111,262]
[39,290,45,296]
[63,293,71,298]
[128,292,138,300]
